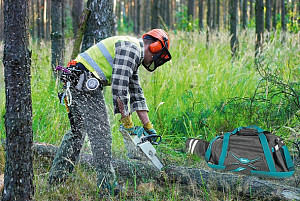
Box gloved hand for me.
[143,122,157,135]
[120,115,135,134]
[143,122,161,144]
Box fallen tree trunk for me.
[30,142,300,201]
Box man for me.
[48,29,171,196]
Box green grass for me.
[0,30,299,200]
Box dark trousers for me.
[48,84,116,190]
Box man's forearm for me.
[136,110,150,125]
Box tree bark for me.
[216,0,220,31]
[206,0,211,48]
[46,0,51,40]
[242,0,248,29]
[199,0,204,31]
[230,0,239,58]
[266,0,272,32]
[30,143,300,201]
[187,0,194,22]
[71,8,91,60]
[2,0,34,200]
[249,0,254,20]
[151,0,159,29]
[81,0,113,52]
[255,0,264,57]
[144,0,151,31]
[51,0,64,71]
[281,0,286,31]
[273,0,277,30]
[71,0,84,36]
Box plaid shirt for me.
[111,38,149,115]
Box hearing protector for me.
[149,36,169,53]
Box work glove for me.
[143,122,161,145]
[120,115,135,134]
[143,122,157,135]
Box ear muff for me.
[149,41,163,53]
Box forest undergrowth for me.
[0,30,299,200]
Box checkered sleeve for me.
[112,40,148,115]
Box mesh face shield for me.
[143,38,172,72]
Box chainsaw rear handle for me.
[141,134,162,145]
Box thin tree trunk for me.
[151,0,159,29]
[46,0,51,40]
[266,0,272,32]
[72,0,84,36]
[216,0,220,31]
[230,0,239,58]
[199,0,204,31]
[212,0,216,30]
[206,0,211,48]
[37,0,41,40]
[144,0,151,31]
[2,0,33,200]
[281,0,286,31]
[188,0,194,22]
[273,0,277,30]
[51,0,64,70]
[250,0,254,20]
[255,0,264,57]
[242,0,248,29]
[223,0,227,30]
[41,0,45,39]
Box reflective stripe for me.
[96,42,114,67]
[79,52,108,84]
[190,140,198,154]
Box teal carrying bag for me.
[188,125,295,178]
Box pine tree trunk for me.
[199,0,204,31]
[188,0,194,22]
[41,0,45,39]
[37,0,41,40]
[81,0,113,52]
[151,0,159,29]
[230,0,239,57]
[0,0,4,41]
[250,0,254,20]
[273,0,277,30]
[206,0,211,48]
[2,0,34,200]
[216,0,220,31]
[266,0,272,32]
[144,0,151,31]
[46,0,51,40]
[72,0,84,36]
[281,0,286,31]
[255,0,264,57]
[51,0,64,70]
[242,0,248,29]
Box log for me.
[31,142,300,201]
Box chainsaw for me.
[119,125,164,171]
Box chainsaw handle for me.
[142,134,162,145]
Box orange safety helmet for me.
[143,29,170,53]
[142,29,172,72]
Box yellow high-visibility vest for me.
[75,36,141,85]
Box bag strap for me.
[205,135,220,162]
[282,145,295,171]
[258,132,277,172]
[218,132,231,166]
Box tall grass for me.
[0,30,299,200]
